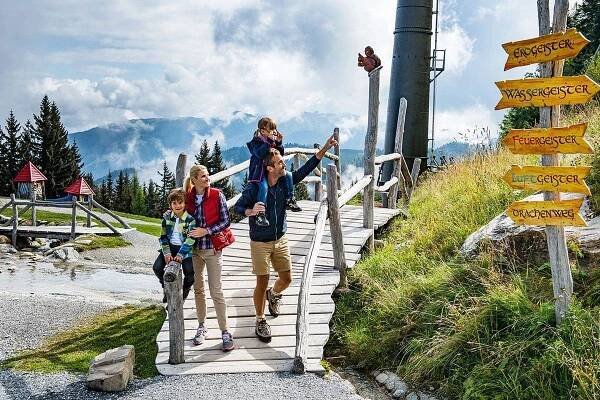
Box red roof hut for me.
[64,177,95,197]
[13,161,47,199]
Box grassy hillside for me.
[330,109,600,399]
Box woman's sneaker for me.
[193,324,208,346]
[222,331,235,352]
[266,288,282,317]
[255,318,271,343]
[255,211,270,227]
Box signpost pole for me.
[538,0,572,324]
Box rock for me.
[29,238,47,249]
[461,193,600,269]
[372,370,380,378]
[75,239,93,245]
[375,372,388,384]
[87,345,135,392]
[0,244,17,254]
[20,251,34,257]
[53,247,79,262]
[406,393,419,400]
[392,381,408,398]
[84,256,94,261]
[0,235,10,244]
[385,373,399,390]
[418,392,430,400]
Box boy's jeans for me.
[152,244,194,289]
[256,171,295,204]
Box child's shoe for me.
[255,211,270,227]
[285,197,302,212]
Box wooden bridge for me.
[157,67,421,375]
[0,195,133,245]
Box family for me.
[152,117,338,351]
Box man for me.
[234,135,338,342]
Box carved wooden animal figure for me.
[358,46,381,72]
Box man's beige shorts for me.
[250,235,292,276]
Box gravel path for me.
[0,370,363,400]
[0,292,111,361]
[83,230,158,271]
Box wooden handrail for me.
[375,177,398,193]
[91,199,132,229]
[374,152,402,164]
[294,199,328,374]
[337,175,372,207]
[75,201,120,235]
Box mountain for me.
[70,112,367,180]
[93,168,137,186]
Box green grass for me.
[72,234,131,252]
[112,211,161,224]
[329,148,600,400]
[131,223,161,237]
[1,208,87,224]
[2,305,166,378]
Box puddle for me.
[0,260,161,304]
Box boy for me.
[153,188,196,302]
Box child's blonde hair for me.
[254,117,277,137]
[184,164,209,192]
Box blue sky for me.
[0,0,581,147]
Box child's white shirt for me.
[170,217,183,246]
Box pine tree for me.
[290,164,310,201]
[97,180,107,206]
[195,139,212,167]
[565,0,600,75]
[0,111,22,195]
[130,174,146,216]
[114,171,127,212]
[158,161,176,212]
[18,120,39,166]
[105,171,114,209]
[210,140,236,198]
[31,97,82,196]
[146,179,161,217]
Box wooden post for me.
[86,195,93,227]
[175,153,187,188]
[333,128,341,190]
[313,144,322,201]
[10,194,17,247]
[537,0,572,324]
[294,200,328,373]
[387,98,408,208]
[30,183,37,227]
[70,196,77,240]
[363,66,382,251]
[406,158,422,202]
[164,261,185,364]
[326,164,348,291]
[293,154,300,172]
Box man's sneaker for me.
[266,287,283,318]
[182,286,192,301]
[255,211,270,227]
[193,325,208,346]
[255,318,272,343]
[222,331,235,352]
[285,197,302,212]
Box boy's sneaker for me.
[193,325,208,346]
[182,286,192,301]
[222,331,235,352]
[255,211,270,227]
[266,287,283,317]
[285,197,302,212]
[255,318,272,343]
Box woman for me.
[184,164,234,352]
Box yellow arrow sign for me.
[507,199,586,227]
[502,165,591,195]
[502,123,593,155]
[503,28,590,70]
[495,75,600,110]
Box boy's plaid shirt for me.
[159,210,197,259]
[195,191,231,250]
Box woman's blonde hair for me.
[254,116,277,137]
[184,164,209,192]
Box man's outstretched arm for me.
[292,135,338,185]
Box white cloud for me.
[433,103,498,146]
[437,24,475,75]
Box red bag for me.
[210,227,235,251]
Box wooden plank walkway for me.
[156,200,401,375]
